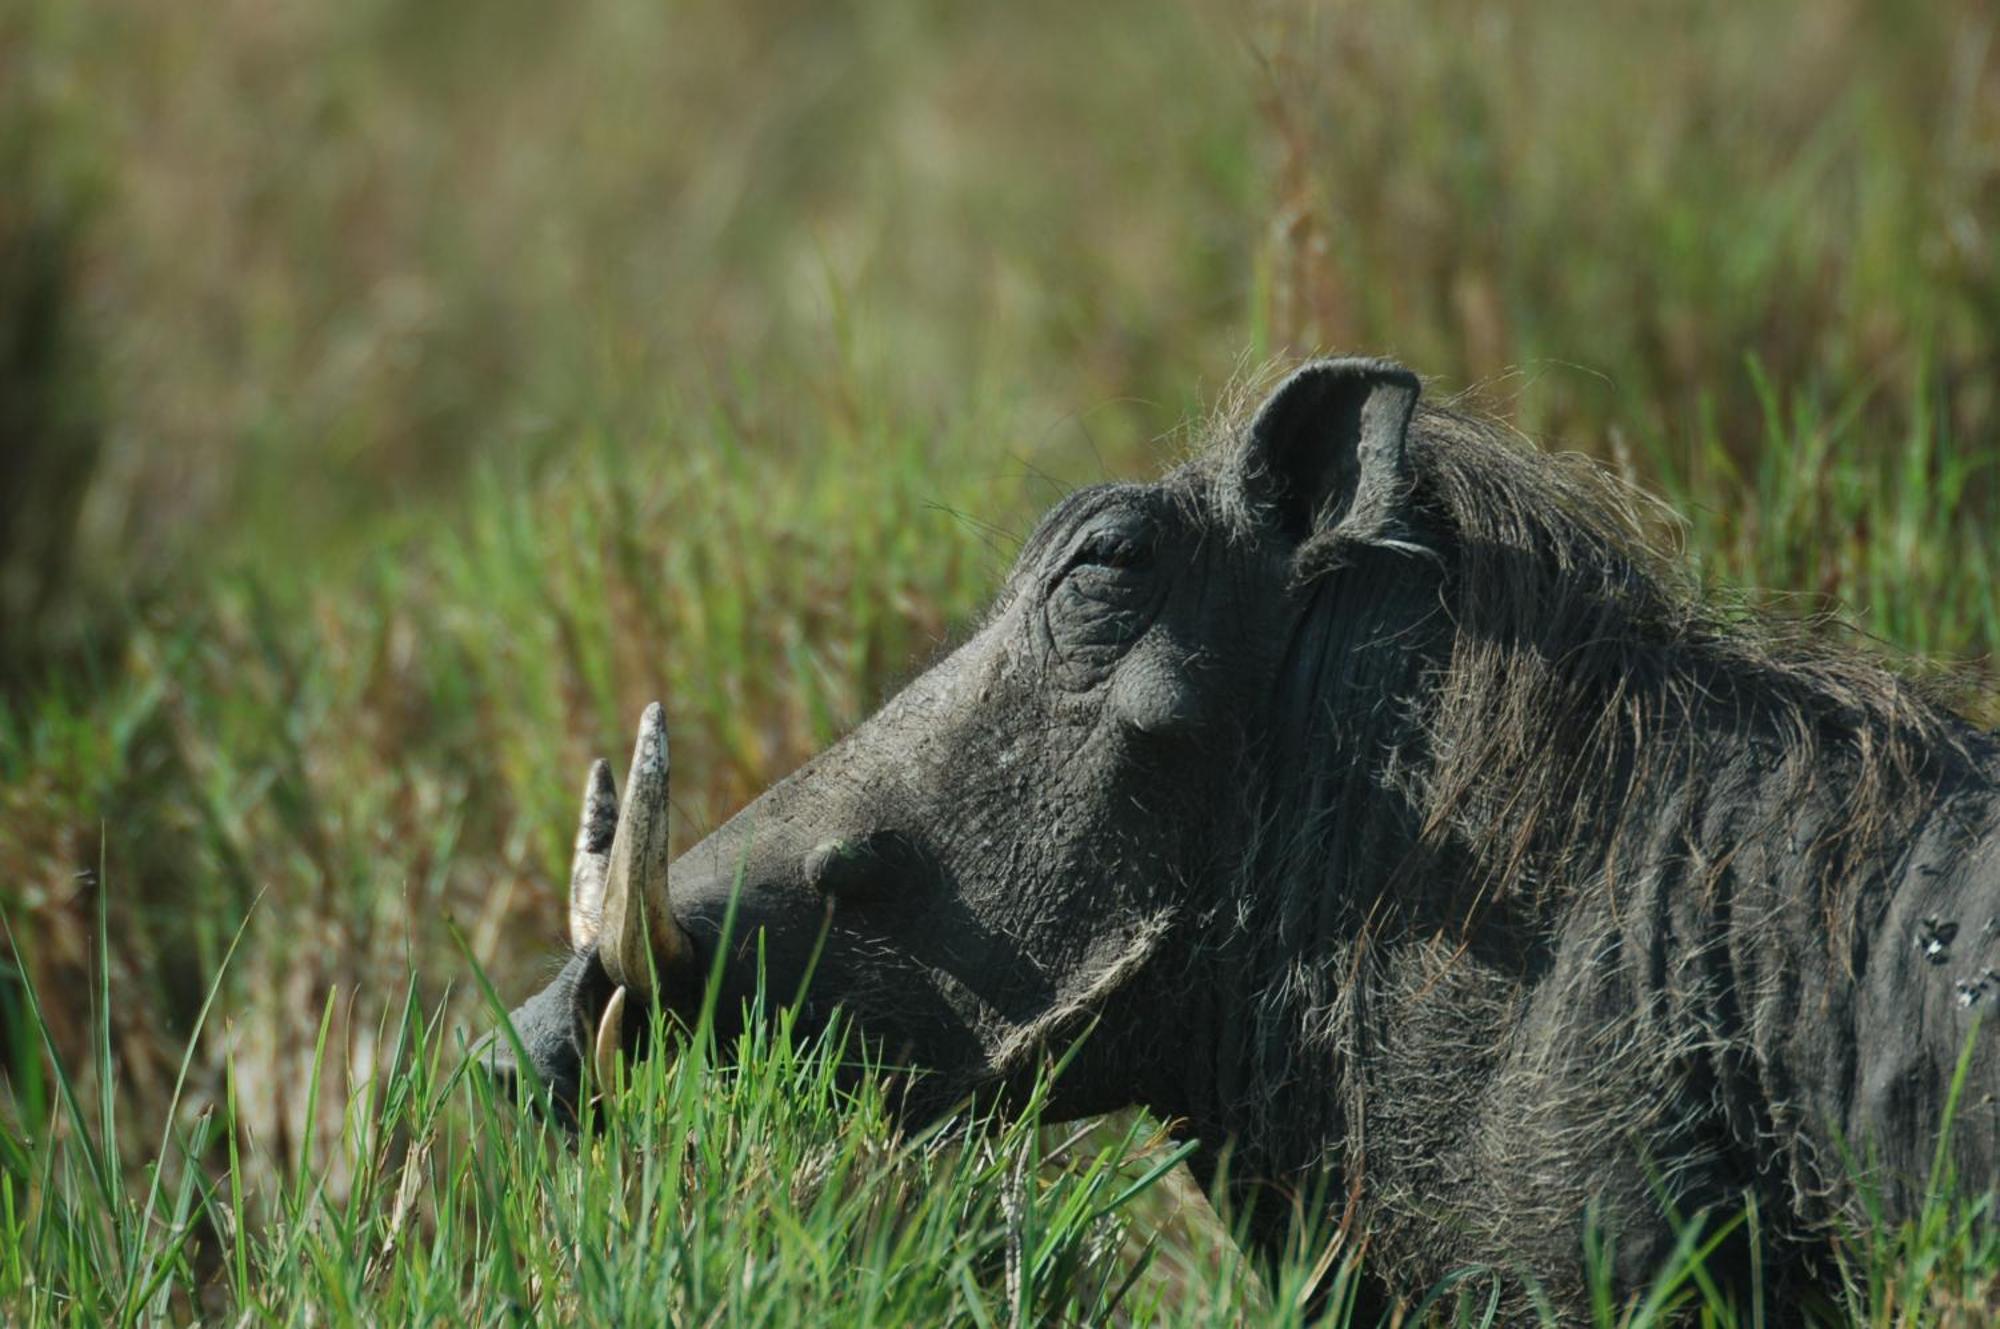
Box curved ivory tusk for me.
[592,984,628,1090]
[598,702,692,991]
[567,759,619,951]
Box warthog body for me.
[495,359,2000,1315]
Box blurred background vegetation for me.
[1,0,1996,1269]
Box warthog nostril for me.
[804,830,923,899]
[477,1043,584,1128]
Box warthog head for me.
[492,358,1432,1128]
[488,356,1431,1128]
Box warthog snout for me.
[486,704,698,1116]
[488,702,944,1118]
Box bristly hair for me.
[1409,405,1984,935]
[1187,373,1989,947]
[1167,368,1999,1312]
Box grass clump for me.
[1,915,1241,1325]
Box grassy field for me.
[3,0,1998,1322]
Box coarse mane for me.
[1189,375,1988,945]
[1410,405,1983,932]
[1168,372,1999,1264]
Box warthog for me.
[491,358,2000,1315]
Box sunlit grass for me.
[0,899,1234,1325]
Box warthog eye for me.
[1044,511,1164,683]
[1055,511,1155,586]
[1074,528,1148,570]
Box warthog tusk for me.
[568,759,619,951]
[598,702,694,993]
[593,984,629,1090]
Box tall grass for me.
[2,0,1997,1322]
[4,911,1994,1325]
[1,906,1236,1324]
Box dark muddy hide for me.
[493,358,2000,1318]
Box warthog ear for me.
[1241,357,1421,552]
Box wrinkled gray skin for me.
[493,359,2000,1317]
